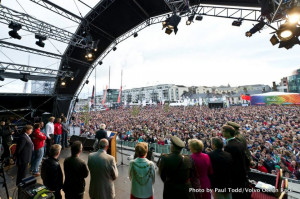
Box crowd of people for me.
[72,105,300,180]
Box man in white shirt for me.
[45,117,55,157]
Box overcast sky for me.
[0,0,299,99]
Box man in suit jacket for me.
[95,123,108,141]
[16,125,34,185]
[88,138,118,199]
[63,141,89,199]
[222,125,249,199]
[208,137,233,199]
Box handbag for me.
[190,155,202,199]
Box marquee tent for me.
[250,92,300,105]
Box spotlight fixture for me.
[35,34,47,48]
[0,76,4,81]
[70,76,74,81]
[20,73,29,82]
[85,50,94,61]
[195,16,203,21]
[86,80,89,84]
[162,15,181,35]
[165,28,173,35]
[8,21,22,40]
[270,34,279,46]
[186,15,194,25]
[61,81,66,86]
[113,46,117,51]
[245,21,265,37]
[133,32,138,37]
[276,24,296,41]
[287,7,300,24]
[98,61,103,65]
[278,37,300,49]
[75,98,79,103]
[92,40,99,51]
[232,19,242,27]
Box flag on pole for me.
[102,85,108,105]
[241,94,251,101]
[91,85,95,108]
[117,86,122,103]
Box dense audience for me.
[72,105,300,180]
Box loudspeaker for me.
[83,139,96,151]
[69,135,80,145]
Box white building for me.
[122,84,188,104]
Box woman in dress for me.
[129,142,155,199]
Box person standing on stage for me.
[96,123,108,141]
[222,125,249,199]
[88,139,118,199]
[45,117,55,156]
[31,123,46,176]
[61,117,69,149]
[41,144,63,199]
[16,125,34,185]
[158,136,195,199]
[63,141,89,199]
[54,118,62,145]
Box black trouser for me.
[65,192,84,199]
[46,135,53,156]
[16,163,28,185]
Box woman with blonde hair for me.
[189,139,213,199]
[129,142,155,199]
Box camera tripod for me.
[0,161,10,199]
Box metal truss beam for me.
[0,5,87,48]
[269,0,297,23]
[164,0,190,14]
[0,41,90,67]
[0,62,73,77]
[195,5,261,22]
[85,0,116,23]
[29,0,83,23]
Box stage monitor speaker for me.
[83,138,96,151]
[69,135,80,145]
[77,137,87,145]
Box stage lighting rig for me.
[20,73,29,82]
[35,34,47,48]
[8,21,22,40]
[134,32,138,37]
[186,15,194,25]
[98,61,103,65]
[92,40,99,51]
[162,14,181,35]
[70,76,74,81]
[113,46,117,51]
[85,50,94,61]
[86,80,89,84]
[245,20,266,37]
[195,16,203,21]
[270,22,300,49]
[232,19,242,27]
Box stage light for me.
[288,14,300,24]
[276,24,296,41]
[92,40,99,51]
[162,15,181,35]
[98,61,103,65]
[35,35,47,48]
[245,21,265,37]
[270,34,279,45]
[113,46,117,51]
[61,81,66,86]
[75,98,79,103]
[86,80,89,84]
[134,32,138,37]
[165,28,173,35]
[195,16,203,21]
[70,76,74,81]
[232,19,242,27]
[0,76,4,81]
[85,50,94,61]
[186,15,194,25]
[8,21,22,40]
[278,37,300,49]
[20,74,28,82]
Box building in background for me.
[277,77,288,92]
[287,69,300,93]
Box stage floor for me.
[0,148,164,199]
